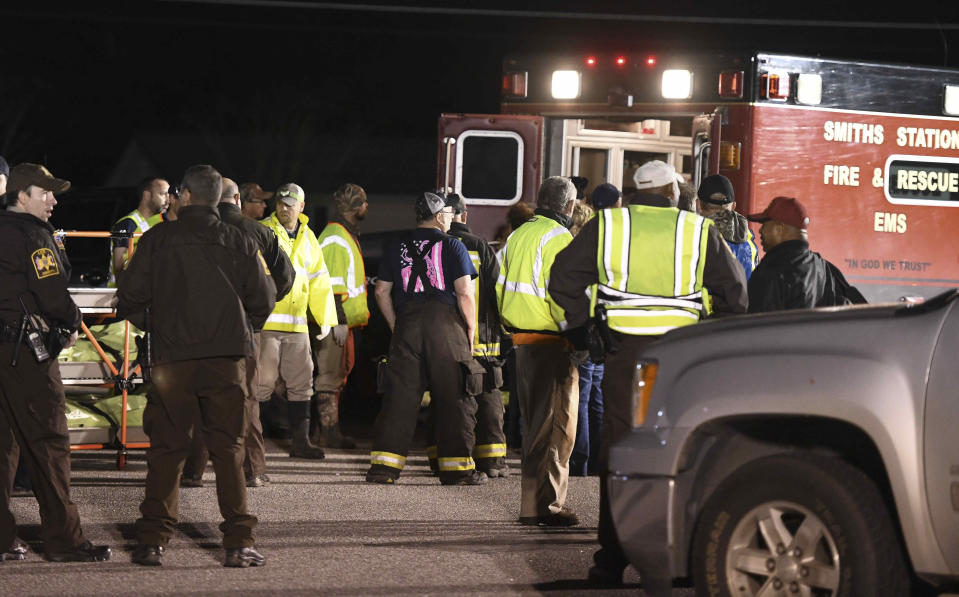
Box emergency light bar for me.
[551,70,581,99]
[945,85,959,116]
[662,69,692,99]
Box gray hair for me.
[181,165,222,206]
[536,176,576,213]
[219,177,239,202]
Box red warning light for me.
[585,56,597,67]
[645,56,657,67]
[615,56,627,67]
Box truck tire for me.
[691,452,908,597]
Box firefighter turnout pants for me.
[136,357,257,549]
[515,342,579,518]
[0,342,88,554]
[369,302,478,483]
[427,360,506,474]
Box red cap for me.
[748,196,809,230]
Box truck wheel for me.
[691,452,908,597]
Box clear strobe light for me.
[662,69,692,99]
[945,85,959,116]
[551,70,581,99]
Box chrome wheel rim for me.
[725,500,841,596]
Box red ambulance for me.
[436,52,959,302]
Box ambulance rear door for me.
[437,113,543,241]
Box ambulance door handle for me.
[443,137,457,195]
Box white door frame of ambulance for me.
[560,119,692,186]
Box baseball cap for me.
[415,191,449,218]
[0,156,8,178]
[239,182,273,205]
[633,160,677,189]
[748,196,809,230]
[7,163,71,195]
[697,174,735,205]
[591,182,622,209]
[275,183,305,206]
[443,192,467,215]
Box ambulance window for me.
[570,146,609,198]
[457,130,523,204]
[622,151,669,190]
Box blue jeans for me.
[570,359,604,476]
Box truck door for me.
[437,113,543,242]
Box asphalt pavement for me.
[2,437,694,596]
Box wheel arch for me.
[671,415,904,580]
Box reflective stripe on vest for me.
[108,210,163,285]
[318,223,370,328]
[596,205,710,335]
[261,213,338,333]
[496,216,572,332]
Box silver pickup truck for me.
[609,290,959,597]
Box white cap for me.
[633,160,680,202]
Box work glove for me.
[332,324,349,346]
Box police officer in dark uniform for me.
[117,165,276,567]
[0,163,112,563]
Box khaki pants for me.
[136,357,256,548]
[0,344,85,553]
[311,328,354,428]
[515,343,578,518]
[255,330,313,403]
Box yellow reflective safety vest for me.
[317,222,369,328]
[596,205,711,335]
[108,209,164,286]
[496,214,572,333]
[260,213,337,333]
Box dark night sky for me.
[3,0,959,200]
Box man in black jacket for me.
[439,193,508,478]
[118,165,276,568]
[747,196,865,313]
[0,164,112,564]
[181,177,295,488]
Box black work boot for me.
[317,423,356,449]
[131,544,164,566]
[4,537,27,561]
[45,540,112,562]
[288,401,325,459]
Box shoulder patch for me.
[257,250,271,276]
[32,248,60,279]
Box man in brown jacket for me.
[117,165,276,568]
[549,160,748,586]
